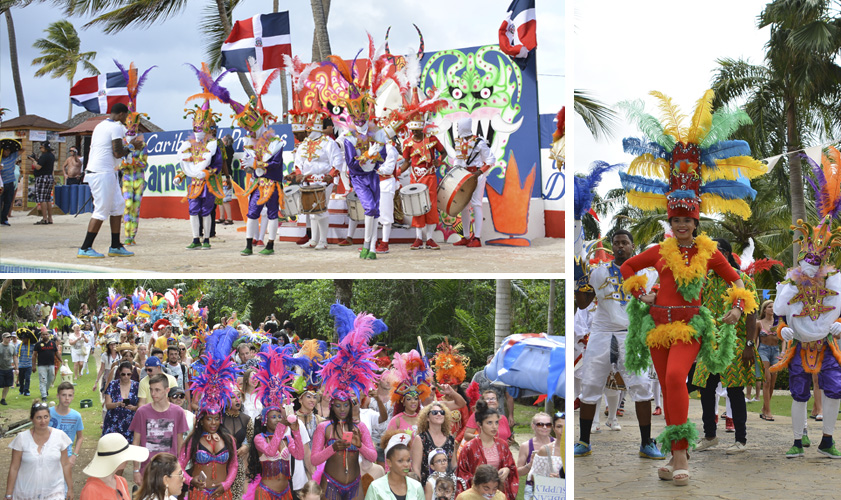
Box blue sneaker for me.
[640,440,666,459]
[574,441,592,457]
[108,246,134,257]
[77,248,104,258]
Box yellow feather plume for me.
[713,156,768,180]
[646,322,696,349]
[626,190,667,211]
[687,89,714,144]
[622,274,648,294]
[700,193,752,219]
[650,90,686,144]
[628,154,670,179]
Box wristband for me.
[733,299,745,312]
[631,288,647,300]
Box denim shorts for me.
[758,343,780,364]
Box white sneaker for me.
[314,242,328,250]
[726,442,747,454]
[299,239,317,248]
[591,424,601,434]
[605,418,621,431]
[696,437,719,451]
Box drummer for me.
[399,118,445,250]
[449,117,495,248]
[290,114,343,250]
[374,140,401,254]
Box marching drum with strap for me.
[300,185,327,214]
[437,167,478,217]
[280,185,302,218]
[345,191,365,221]
[399,183,431,216]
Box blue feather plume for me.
[206,327,239,362]
[330,302,358,342]
[574,160,623,220]
[618,171,669,194]
[669,189,697,200]
[700,179,757,200]
[622,137,670,159]
[701,140,751,166]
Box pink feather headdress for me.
[190,327,240,415]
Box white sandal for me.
[673,469,690,486]
[658,464,674,481]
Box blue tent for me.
[484,333,565,398]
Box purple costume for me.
[344,140,385,218]
[246,148,284,220]
[188,144,224,217]
[790,343,841,400]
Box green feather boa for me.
[625,298,654,374]
[676,277,705,302]
[657,420,699,455]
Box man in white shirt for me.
[292,117,343,250]
[78,103,143,258]
[449,117,495,248]
[374,142,400,254]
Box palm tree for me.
[310,0,331,61]
[714,0,841,259]
[66,0,255,97]
[32,20,98,119]
[574,89,617,141]
[494,279,511,350]
[0,1,30,115]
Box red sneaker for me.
[725,417,735,432]
[466,237,482,248]
[254,240,264,247]
[338,237,353,246]
[376,241,390,253]
[453,233,473,246]
[653,406,662,416]
[295,235,310,245]
[426,239,440,250]
[410,239,423,250]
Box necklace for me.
[203,432,220,444]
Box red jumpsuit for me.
[401,135,445,227]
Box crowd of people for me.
[3,289,564,500]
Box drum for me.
[437,167,478,217]
[346,191,365,221]
[280,185,302,217]
[399,183,431,216]
[301,185,327,214]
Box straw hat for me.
[117,343,135,354]
[83,433,149,478]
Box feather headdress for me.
[319,303,385,401]
[390,349,433,404]
[293,339,329,393]
[114,60,155,135]
[618,90,767,220]
[432,339,469,386]
[191,327,240,415]
[254,344,308,419]
[574,160,622,221]
[283,54,321,132]
[106,288,125,317]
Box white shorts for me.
[578,331,653,404]
[378,188,395,224]
[87,171,124,221]
[71,350,88,363]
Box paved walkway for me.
[573,395,841,499]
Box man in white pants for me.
[449,117,494,247]
[293,117,343,250]
[78,103,141,258]
[374,141,400,253]
[574,230,664,460]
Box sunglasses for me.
[32,402,48,409]
[120,372,132,377]
[145,368,155,373]
[429,410,446,416]
[171,394,185,400]
[535,422,552,428]
[179,348,186,352]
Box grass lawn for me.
[694,390,822,419]
[1,352,105,442]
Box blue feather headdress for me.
[617,90,766,220]
[319,303,385,402]
[190,327,240,415]
[574,160,623,221]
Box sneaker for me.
[186,242,202,249]
[0,221,9,226]
[605,418,621,431]
[426,239,440,250]
[653,406,662,416]
[299,239,316,249]
[241,248,253,256]
[376,241,390,253]
[786,445,804,458]
[359,248,369,259]
[314,243,327,250]
[818,443,841,458]
[0,399,6,405]
[365,249,377,260]
[695,437,719,452]
[574,441,592,457]
[453,235,472,246]
[802,435,811,447]
[725,417,735,432]
[295,235,310,245]
[466,237,482,248]
[258,248,274,255]
[77,248,105,258]
[202,242,211,249]
[255,240,265,247]
[726,442,747,454]
[410,238,423,250]
[338,237,354,247]
[639,440,665,460]
[108,246,135,257]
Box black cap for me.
[41,141,52,151]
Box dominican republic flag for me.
[221,11,291,72]
[498,0,537,60]
[70,72,129,114]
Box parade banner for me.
[533,474,565,500]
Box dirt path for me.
[573,394,839,499]
[0,214,563,273]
